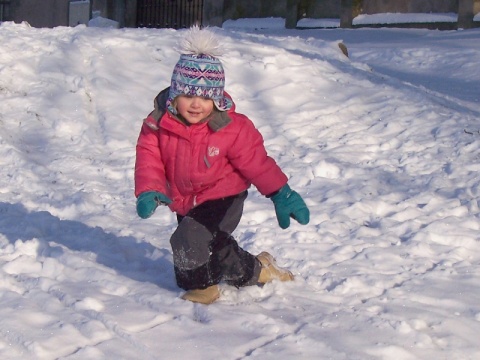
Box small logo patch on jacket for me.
[208,146,220,157]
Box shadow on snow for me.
[0,201,177,291]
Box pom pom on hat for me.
[167,26,232,114]
[177,25,225,57]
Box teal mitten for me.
[271,184,310,229]
[136,191,172,219]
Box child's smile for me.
[176,95,214,124]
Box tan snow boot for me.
[257,252,294,284]
[181,285,220,305]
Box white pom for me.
[177,25,224,57]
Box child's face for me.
[175,95,214,124]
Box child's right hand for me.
[136,191,172,219]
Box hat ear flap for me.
[213,97,233,112]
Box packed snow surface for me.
[354,12,458,24]
[0,18,479,359]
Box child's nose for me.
[191,98,201,107]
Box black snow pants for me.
[170,191,261,290]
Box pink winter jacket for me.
[135,89,288,216]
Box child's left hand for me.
[270,184,310,229]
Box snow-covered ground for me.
[0,16,479,359]
[225,12,480,29]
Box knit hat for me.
[167,26,232,114]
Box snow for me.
[226,13,480,29]
[224,17,288,30]
[88,15,119,29]
[0,14,480,359]
[297,18,341,28]
[354,12,458,24]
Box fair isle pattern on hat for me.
[172,54,224,99]
[168,54,232,113]
[167,26,232,114]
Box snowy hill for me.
[0,21,479,359]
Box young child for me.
[135,26,309,305]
